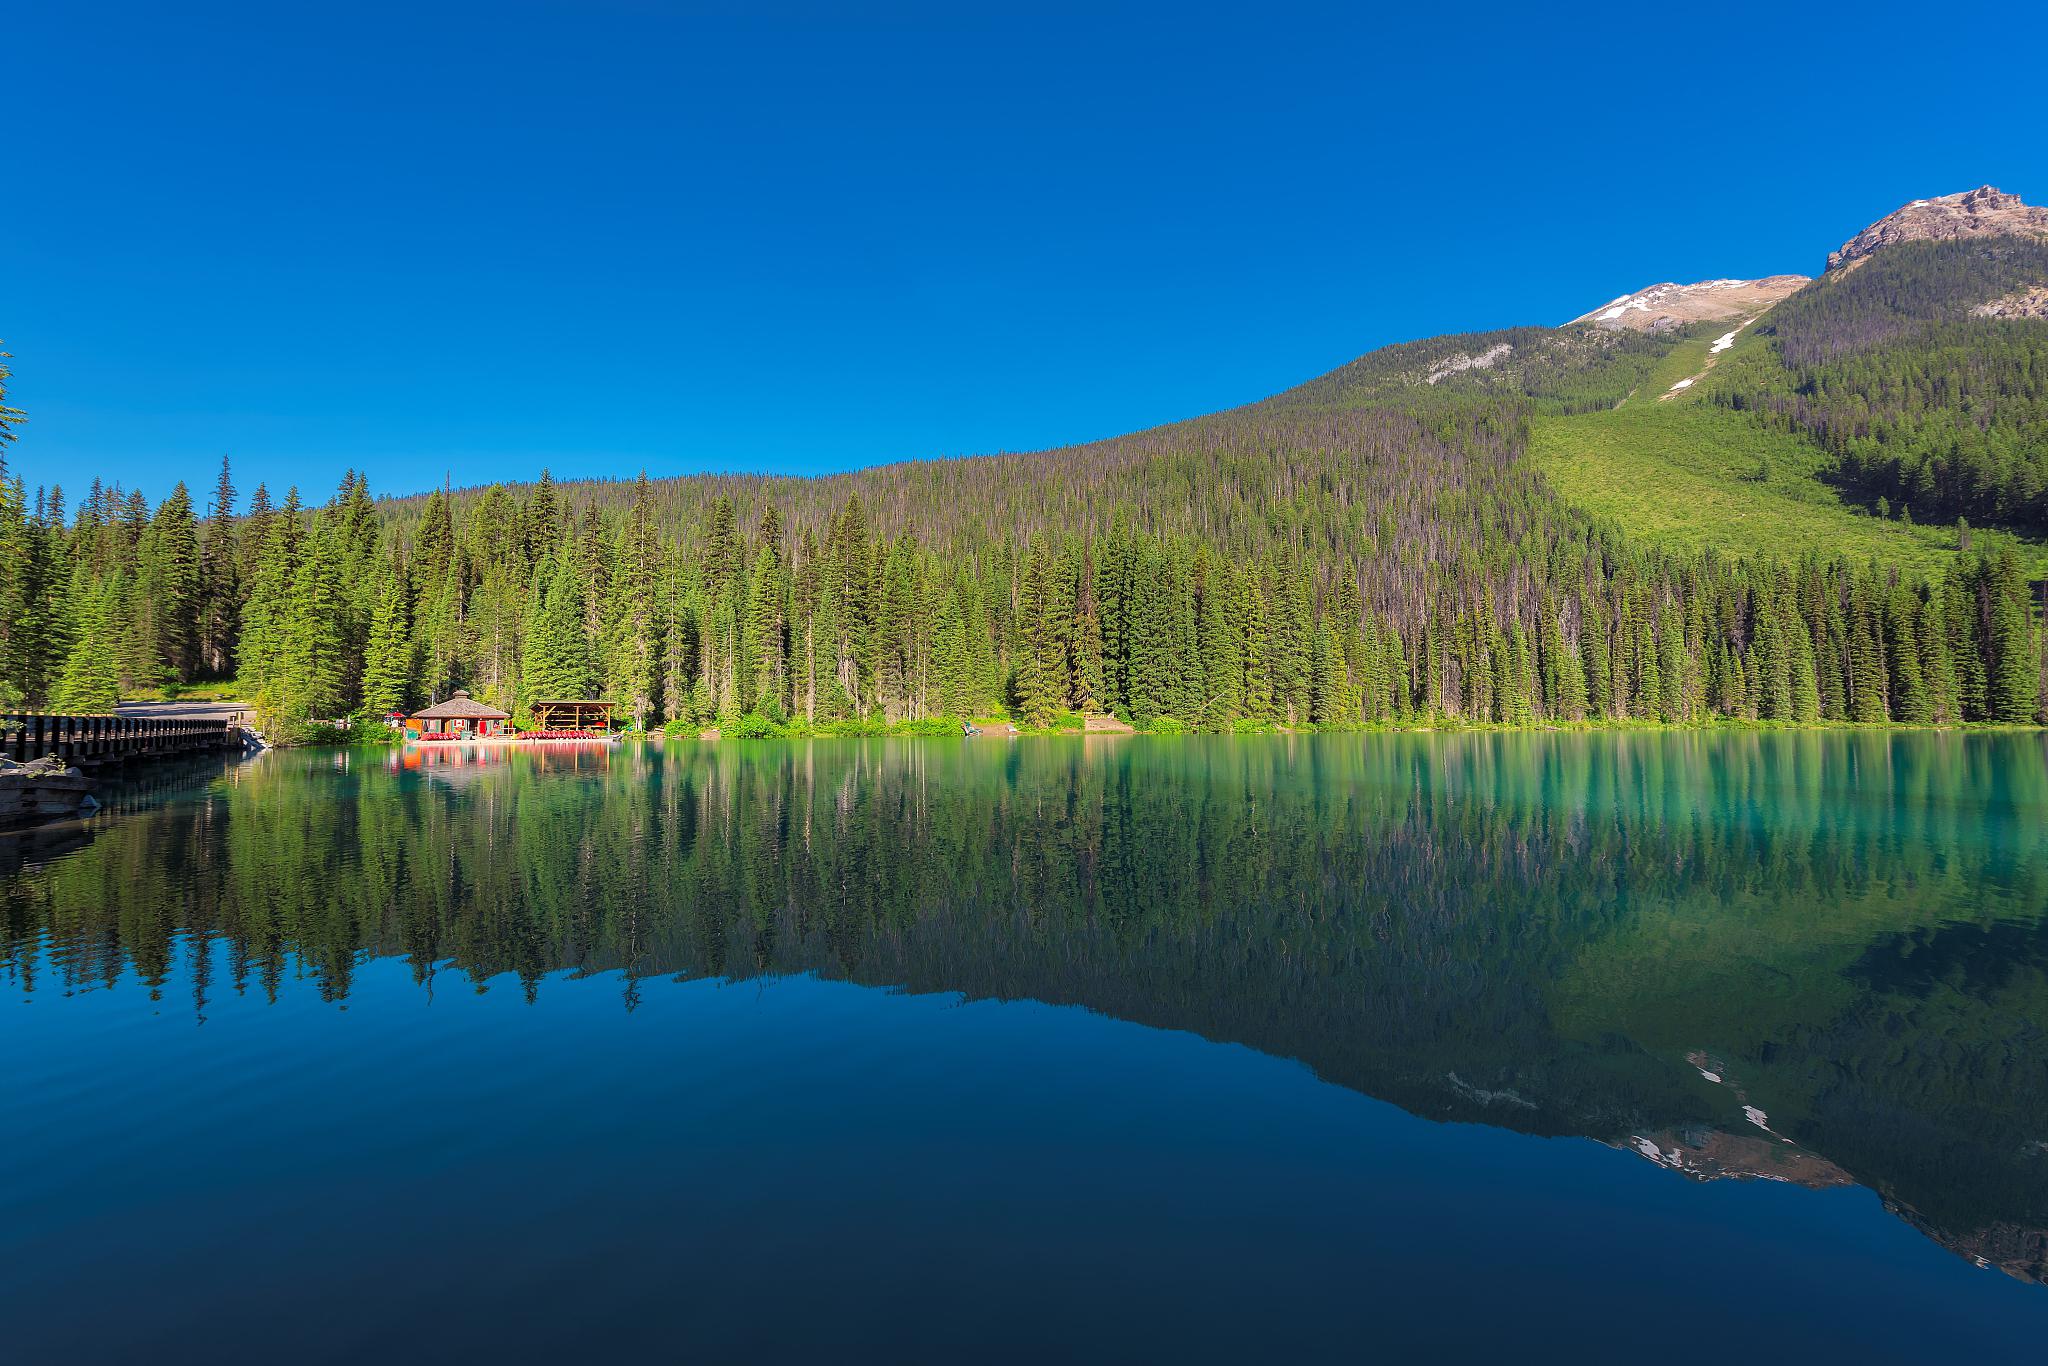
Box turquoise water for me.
[3,733,2046,1361]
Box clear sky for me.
[7,0,2043,504]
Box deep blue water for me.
[3,734,2045,1362]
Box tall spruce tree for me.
[522,553,597,708]
[358,576,415,722]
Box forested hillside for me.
[2,228,2045,742]
[1714,238,2048,533]
[1257,325,1674,415]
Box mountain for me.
[1566,276,1809,331]
[8,182,2048,738]
[1526,187,2048,563]
[1827,184,2048,271]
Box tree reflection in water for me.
[4,731,2044,1281]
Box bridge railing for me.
[1,713,236,765]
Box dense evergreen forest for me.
[1,292,2043,741]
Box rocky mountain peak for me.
[1827,185,2048,271]
[1567,276,1809,332]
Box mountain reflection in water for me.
[5,732,2045,1287]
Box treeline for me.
[2,450,2042,739]
[1,321,2043,736]
[1716,239,2048,534]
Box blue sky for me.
[6,0,2043,504]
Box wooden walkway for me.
[3,712,241,767]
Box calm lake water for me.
[4,733,2046,1362]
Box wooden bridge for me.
[3,712,244,768]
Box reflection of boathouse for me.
[392,741,513,786]
[410,690,512,739]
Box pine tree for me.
[0,343,23,453]
[0,460,27,702]
[1502,622,1536,726]
[1848,585,1890,723]
[280,518,352,727]
[239,489,304,730]
[358,575,414,721]
[603,476,665,728]
[1919,586,1958,725]
[143,481,202,681]
[1985,550,2039,723]
[1656,596,1685,722]
[1945,567,1986,720]
[744,545,788,717]
[1555,607,1589,722]
[51,578,121,712]
[521,553,596,709]
[1885,585,1930,724]
[523,470,561,571]
[198,457,242,678]
[1012,543,1060,728]
[931,587,970,717]
[1788,606,1822,724]
[1308,618,1344,725]
[1200,561,1245,725]
[1167,544,1202,722]
[1581,596,1613,719]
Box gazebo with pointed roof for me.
[411,689,511,738]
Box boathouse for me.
[411,690,511,739]
[529,699,615,735]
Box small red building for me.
[410,690,511,739]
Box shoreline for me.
[311,717,2048,753]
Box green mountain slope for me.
[1528,403,1975,576]
[1258,324,1673,415]
[1715,237,2048,535]
[1521,250,2048,576]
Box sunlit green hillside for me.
[1528,294,2048,578]
[1528,403,1990,576]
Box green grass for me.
[119,679,251,704]
[1619,330,1724,406]
[1531,401,2046,578]
[1550,308,2048,576]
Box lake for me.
[3,733,2045,1362]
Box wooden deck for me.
[2,712,242,767]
